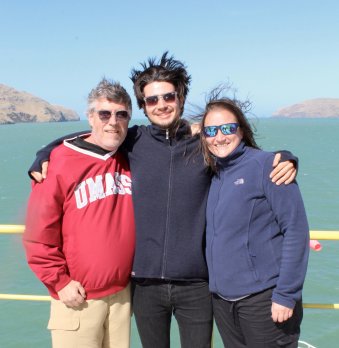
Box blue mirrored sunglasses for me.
[203,123,239,137]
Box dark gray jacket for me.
[125,123,211,280]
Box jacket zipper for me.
[211,170,225,292]
[161,133,173,278]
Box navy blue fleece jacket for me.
[206,142,309,309]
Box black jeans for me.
[132,279,213,348]
[212,288,303,348]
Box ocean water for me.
[0,118,338,347]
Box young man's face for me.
[86,98,130,152]
[143,81,182,129]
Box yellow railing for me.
[2,224,338,240]
[0,293,51,301]
[2,225,336,240]
[1,225,339,309]
[0,224,25,233]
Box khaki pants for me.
[48,284,131,348]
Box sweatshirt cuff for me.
[271,291,296,309]
[54,274,72,293]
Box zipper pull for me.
[166,129,169,140]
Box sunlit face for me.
[143,81,182,129]
[86,98,130,152]
[204,108,243,158]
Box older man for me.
[23,78,135,348]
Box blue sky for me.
[1,0,338,119]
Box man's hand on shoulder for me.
[190,123,201,136]
[270,153,297,185]
[31,161,49,183]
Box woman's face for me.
[203,107,243,158]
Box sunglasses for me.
[96,110,130,122]
[143,92,177,107]
[203,123,239,137]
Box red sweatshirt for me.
[23,140,135,300]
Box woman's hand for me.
[271,302,293,322]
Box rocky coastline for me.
[272,98,339,118]
[0,84,79,125]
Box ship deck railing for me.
[1,224,339,308]
[1,225,338,348]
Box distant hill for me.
[272,98,339,118]
[0,84,80,125]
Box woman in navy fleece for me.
[199,93,309,348]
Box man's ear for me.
[87,112,94,128]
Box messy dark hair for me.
[130,51,191,117]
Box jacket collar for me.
[216,141,247,168]
[147,120,192,143]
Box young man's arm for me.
[29,126,140,182]
[30,127,298,184]
[28,130,89,181]
[32,149,298,185]
[271,151,298,185]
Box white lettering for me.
[74,172,132,209]
[105,172,119,196]
[115,173,126,195]
[86,175,106,202]
[74,181,88,208]
[120,174,132,195]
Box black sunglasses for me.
[203,123,239,137]
[96,110,130,122]
[143,92,177,107]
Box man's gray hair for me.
[87,77,132,114]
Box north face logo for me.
[234,178,245,185]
